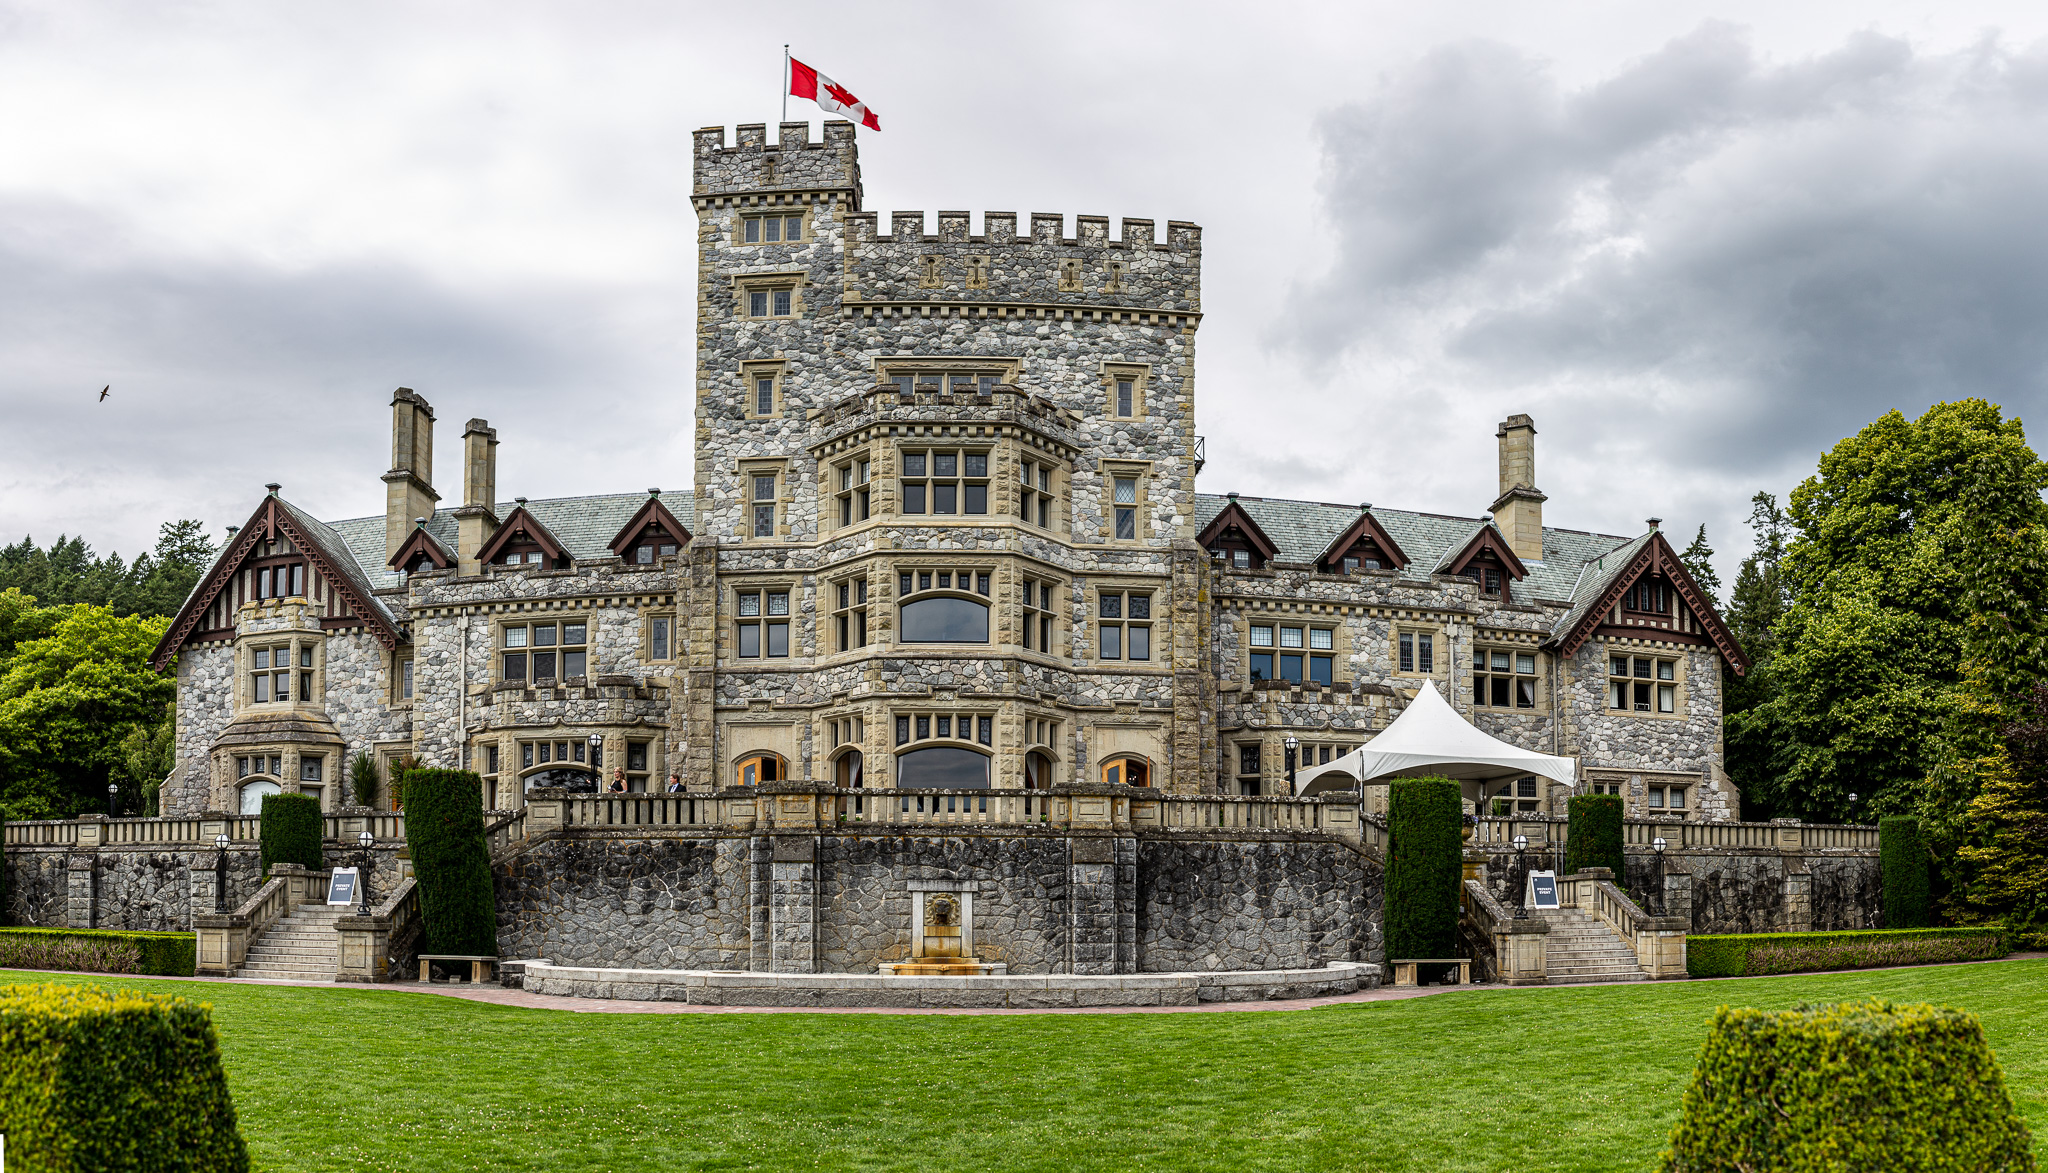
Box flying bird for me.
[98,385,109,401]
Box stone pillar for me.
[747,834,773,971]
[189,852,227,919]
[768,835,818,973]
[66,854,97,929]
[1068,835,1134,974]
[1662,865,1693,927]
[1782,872,1812,934]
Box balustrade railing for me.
[1470,815,1880,852]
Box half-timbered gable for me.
[1551,529,1748,673]
[151,489,401,670]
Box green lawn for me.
[5,961,2045,1172]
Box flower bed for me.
[0,928,197,976]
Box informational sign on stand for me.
[326,867,359,906]
[1526,870,1559,909]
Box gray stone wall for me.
[4,847,265,931]
[1478,846,1879,935]
[489,828,1382,976]
[1138,839,1382,970]
[167,644,235,816]
[493,835,754,969]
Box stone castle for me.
[151,119,1748,825]
[3,119,1871,1004]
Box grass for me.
[3,960,2045,1172]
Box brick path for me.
[7,953,2039,1017]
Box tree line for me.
[1681,400,2048,943]
[0,522,213,820]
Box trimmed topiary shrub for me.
[1385,775,1462,963]
[402,768,498,956]
[0,929,197,976]
[1686,927,2006,978]
[1660,998,2035,1171]
[256,791,323,878]
[0,982,252,1172]
[1881,815,1932,929]
[1565,793,1625,878]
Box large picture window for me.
[899,448,990,516]
[1249,623,1333,684]
[897,569,991,643]
[1608,654,1676,714]
[501,621,588,683]
[1474,648,1538,709]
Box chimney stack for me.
[455,419,500,575]
[1490,414,1547,562]
[383,388,440,560]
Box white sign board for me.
[1526,870,1559,909]
[326,867,359,906]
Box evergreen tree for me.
[1677,525,1721,609]
[0,521,211,619]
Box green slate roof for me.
[1192,492,1634,608]
[325,492,696,592]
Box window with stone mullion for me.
[899,448,989,516]
[1472,647,1538,709]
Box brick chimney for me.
[1490,414,1547,562]
[383,388,440,560]
[454,418,499,575]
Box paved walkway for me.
[8,953,2040,1018]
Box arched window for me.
[898,596,989,643]
[895,745,991,789]
[238,778,281,815]
[735,753,785,787]
[834,749,864,788]
[1102,757,1150,787]
[1025,751,1054,790]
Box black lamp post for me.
[1283,735,1299,790]
[213,831,230,912]
[1513,833,1529,920]
[1846,791,1858,824]
[107,781,119,818]
[1652,836,1668,915]
[356,829,375,916]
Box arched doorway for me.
[834,749,864,788]
[735,752,786,787]
[1024,750,1054,790]
[1101,756,1150,787]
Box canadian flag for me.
[789,57,880,131]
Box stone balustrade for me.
[1469,814,1878,851]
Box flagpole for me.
[781,45,789,124]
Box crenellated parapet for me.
[842,210,1201,311]
[692,121,863,208]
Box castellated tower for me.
[687,120,1211,793]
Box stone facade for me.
[112,120,1772,985]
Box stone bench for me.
[1390,958,1471,987]
[418,954,499,984]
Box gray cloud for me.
[1270,26,2048,580]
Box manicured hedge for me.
[257,791,323,877]
[1385,776,1462,962]
[1659,998,2034,1171]
[1881,815,1932,929]
[402,768,498,956]
[0,929,197,976]
[1565,793,1625,879]
[0,982,251,1172]
[1687,927,2006,978]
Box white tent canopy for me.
[1292,682,1577,796]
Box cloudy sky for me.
[6,1,2048,588]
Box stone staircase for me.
[1537,908,1647,984]
[237,903,344,982]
